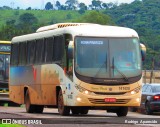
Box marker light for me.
[130,86,141,95]
[136,98,140,102]
[131,91,135,95]
[84,90,89,94]
[75,84,95,95]
[76,97,81,101]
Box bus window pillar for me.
[66,41,74,80]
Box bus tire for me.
[25,89,35,113]
[80,109,88,115]
[35,105,44,113]
[58,89,70,116]
[71,107,80,115]
[116,107,128,117]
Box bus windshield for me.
[0,54,10,81]
[75,37,141,80]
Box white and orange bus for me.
[9,23,146,116]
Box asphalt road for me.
[0,106,160,127]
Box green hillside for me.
[0,10,82,28]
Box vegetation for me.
[0,0,160,69]
[0,124,25,127]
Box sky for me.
[0,0,135,9]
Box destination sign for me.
[0,45,11,52]
[81,41,103,45]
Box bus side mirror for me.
[140,43,146,61]
[68,41,74,59]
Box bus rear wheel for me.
[58,90,70,116]
[35,105,44,113]
[116,107,128,117]
[25,89,35,113]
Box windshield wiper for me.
[94,53,107,78]
[94,61,107,78]
[112,57,129,82]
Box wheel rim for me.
[25,91,30,112]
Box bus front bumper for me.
[72,93,141,107]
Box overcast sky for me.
[0,0,135,9]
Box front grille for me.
[88,98,130,104]
[94,92,126,95]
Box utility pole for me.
[41,0,44,10]
[10,2,14,9]
[150,57,154,83]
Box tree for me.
[26,7,32,10]
[1,6,12,10]
[45,2,53,10]
[19,13,38,25]
[18,13,38,33]
[75,11,114,25]
[79,2,87,10]
[78,2,87,14]
[91,0,102,10]
[102,3,108,9]
[55,1,61,10]
[65,0,78,10]
[6,20,16,26]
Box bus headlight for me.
[130,86,141,95]
[75,85,95,95]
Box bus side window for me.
[35,39,45,64]
[58,35,64,61]
[19,42,27,66]
[27,40,36,65]
[45,37,54,63]
[11,43,19,66]
[53,36,64,63]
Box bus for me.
[9,23,146,116]
[0,41,11,101]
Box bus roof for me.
[36,23,92,32]
[12,23,139,43]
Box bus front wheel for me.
[80,109,88,115]
[116,107,128,117]
[58,90,70,116]
[25,89,35,113]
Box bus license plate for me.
[105,98,116,102]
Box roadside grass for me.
[0,124,25,127]
[0,102,24,107]
[4,103,8,107]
